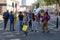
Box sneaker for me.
[47,30,50,33]
[35,30,39,32]
[42,30,45,33]
[31,30,34,32]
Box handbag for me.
[22,25,28,31]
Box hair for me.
[45,11,48,15]
[11,11,13,13]
[19,11,22,14]
[19,11,22,15]
[7,10,9,12]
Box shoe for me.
[35,30,38,32]
[42,30,45,33]
[36,31,39,32]
[31,30,34,32]
[47,30,50,33]
[13,29,15,31]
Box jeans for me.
[19,20,23,31]
[32,21,38,30]
[4,19,8,30]
[10,20,14,31]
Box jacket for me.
[43,14,50,21]
[9,13,14,21]
[3,12,9,19]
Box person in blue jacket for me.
[9,11,14,31]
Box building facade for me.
[0,0,14,14]
[21,0,26,6]
[0,0,6,14]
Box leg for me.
[34,21,38,32]
[12,21,14,31]
[35,22,38,31]
[4,19,8,30]
[10,21,12,31]
[19,20,23,31]
[42,21,45,32]
[45,21,49,32]
[31,21,34,31]
[24,29,28,36]
[24,31,28,36]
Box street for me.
[0,14,60,40]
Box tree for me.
[44,0,60,6]
[44,0,60,12]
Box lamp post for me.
[12,2,14,12]
[56,4,59,28]
[56,14,58,28]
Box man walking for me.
[3,10,9,30]
[9,11,14,31]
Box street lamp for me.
[56,4,59,28]
[56,12,59,28]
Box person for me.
[18,12,23,32]
[9,11,14,31]
[23,12,28,36]
[23,12,28,25]
[42,11,50,33]
[38,12,41,23]
[3,10,9,30]
[31,12,35,32]
[41,10,45,18]
[27,10,32,31]
[14,12,17,24]
[34,15,39,32]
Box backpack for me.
[47,15,50,21]
[3,12,9,19]
[45,15,50,21]
[43,14,50,21]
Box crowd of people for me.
[3,10,50,36]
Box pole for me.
[56,4,59,28]
[56,16,58,28]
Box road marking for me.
[48,26,55,27]
[10,39,21,40]
[48,21,56,26]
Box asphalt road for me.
[0,14,60,40]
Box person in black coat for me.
[3,10,9,30]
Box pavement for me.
[0,14,60,40]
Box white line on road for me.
[48,21,56,26]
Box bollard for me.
[56,17,58,28]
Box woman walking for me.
[42,11,50,33]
